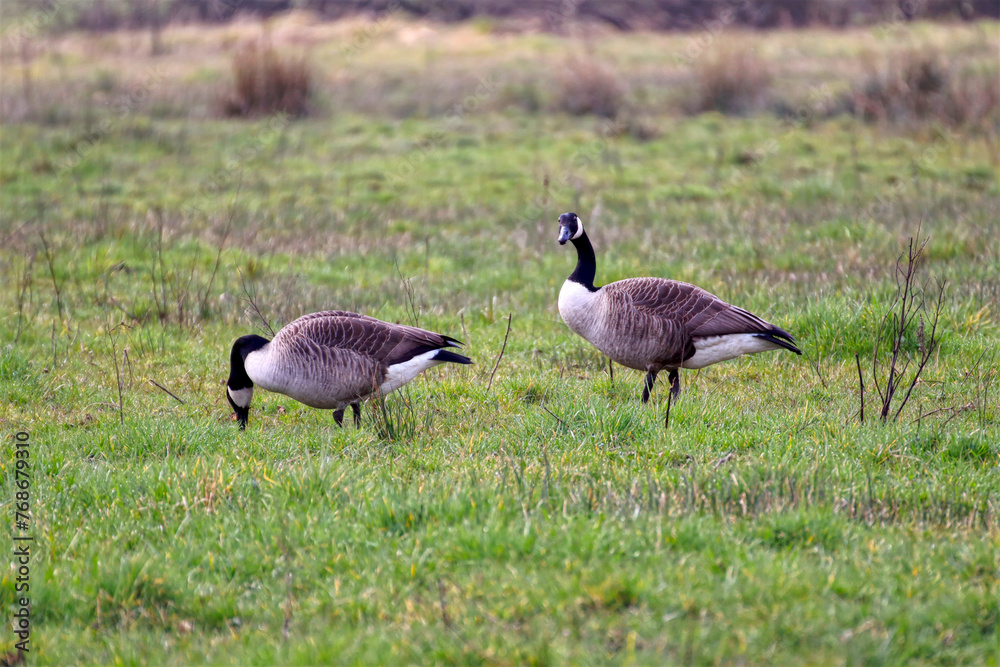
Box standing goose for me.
[556,212,801,407]
[227,310,472,430]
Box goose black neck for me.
[228,335,268,389]
[569,232,598,291]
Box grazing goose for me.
[556,212,801,407]
[226,310,472,430]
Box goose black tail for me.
[753,328,802,355]
[434,349,473,365]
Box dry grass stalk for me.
[555,58,627,119]
[852,47,1000,128]
[222,39,312,118]
[693,45,772,115]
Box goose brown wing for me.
[282,335,387,401]
[600,279,694,366]
[277,311,461,367]
[608,278,776,337]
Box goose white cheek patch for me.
[572,219,584,239]
[228,386,253,408]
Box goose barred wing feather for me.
[599,280,693,366]
[276,310,461,367]
[282,335,388,402]
[608,278,778,337]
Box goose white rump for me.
[683,334,784,369]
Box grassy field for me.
[1,15,999,666]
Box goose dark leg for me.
[668,369,681,399]
[664,388,673,429]
[663,370,681,429]
[351,403,361,428]
[333,409,345,427]
[641,371,658,404]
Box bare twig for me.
[486,313,512,392]
[394,259,420,327]
[810,348,827,389]
[238,266,276,337]
[880,236,930,421]
[913,402,974,425]
[855,352,865,424]
[437,578,452,629]
[150,209,167,321]
[282,571,293,641]
[713,450,736,469]
[50,321,57,369]
[893,280,944,421]
[198,183,238,318]
[39,231,65,320]
[108,323,125,426]
[123,348,134,388]
[107,293,142,322]
[14,253,36,344]
[149,379,185,404]
[541,405,567,428]
[866,233,940,424]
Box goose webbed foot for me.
[641,371,658,404]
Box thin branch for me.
[108,324,125,426]
[810,349,827,389]
[107,293,142,322]
[912,402,974,425]
[199,181,239,317]
[238,266,276,337]
[541,405,567,428]
[893,279,944,421]
[39,230,65,320]
[437,578,452,629]
[394,259,420,327]
[14,253,35,344]
[486,313,512,393]
[149,378,185,404]
[713,450,736,469]
[855,352,865,424]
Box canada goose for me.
[556,212,801,406]
[226,310,472,430]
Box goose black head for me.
[227,334,269,430]
[557,212,584,245]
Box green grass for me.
[1,20,1000,666]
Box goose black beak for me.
[557,226,572,245]
[234,408,249,430]
[227,391,250,430]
